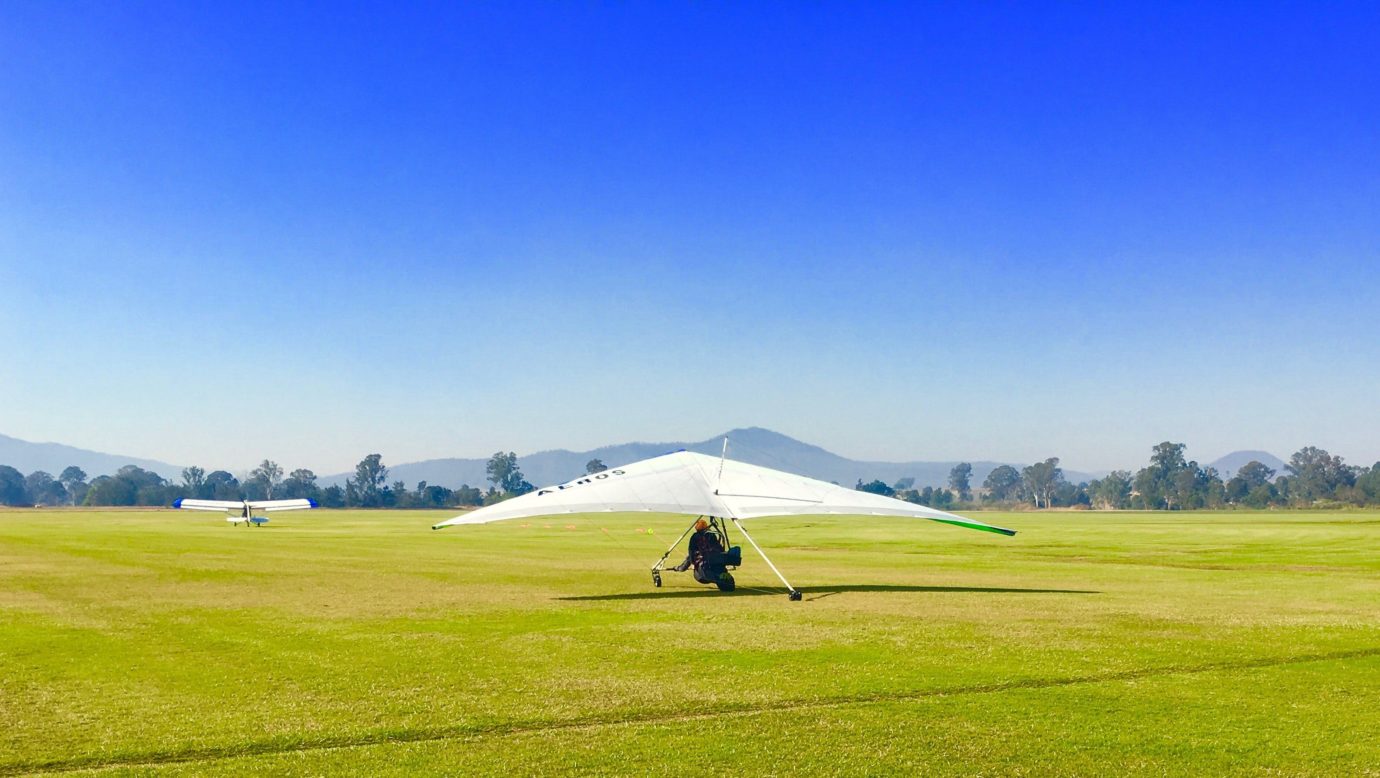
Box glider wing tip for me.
[307,498,318,509]
[172,498,183,509]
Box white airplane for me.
[172,498,317,527]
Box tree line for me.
[0,451,593,509]
[862,442,1380,510]
[4,442,1377,510]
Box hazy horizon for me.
[0,425,1316,481]
[3,4,1377,474]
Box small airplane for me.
[172,498,317,526]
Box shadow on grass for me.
[558,584,1100,602]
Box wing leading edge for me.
[172,498,317,512]
[173,498,243,512]
[249,499,318,511]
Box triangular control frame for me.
[650,514,801,601]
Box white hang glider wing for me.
[432,450,1014,600]
[173,497,317,526]
[432,450,1014,535]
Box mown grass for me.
[1,508,1378,775]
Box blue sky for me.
[2,2,1377,475]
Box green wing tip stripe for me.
[931,518,1017,536]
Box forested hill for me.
[0,433,183,481]
[319,427,1103,490]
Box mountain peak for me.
[1208,450,1287,479]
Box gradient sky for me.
[2,2,1378,475]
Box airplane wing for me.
[173,498,244,512]
[246,498,318,512]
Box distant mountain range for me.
[318,427,1106,490]
[0,428,1292,490]
[0,433,185,481]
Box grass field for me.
[2,508,1379,776]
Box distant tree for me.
[487,452,518,490]
[1090,471,1132,509]
[1285,446,1354,504]
[930,488,955,509]
[1243,483,1277,508]
[59,466,88,505]
[948,463,973,501]
[453,484,484,507]
[250,460,284,498]
[585,458,608,474]
[1133,442,1189,509]
[1354,463,1380,505]
[1132,467,1161,510]
[204,470,240,500]
[181,466,206,494]
[1150,442,1188,475]
[1226,461,1276,506]
[83,475,132,506]
[1054,481,1090,508]
[982,465,1023,502]
[113,465,167,506]
[1201,466,1226,508]
[25,471,67,506]
[0,465,29,505]
[348,454,388,507]
[1224,475,1249,504]
[856,479,894,497]
[1236,460,1276,488]
[84,465,166,506]
[388,480,408,507]
[417,483,452,508]
[893,477,915,491]
[279,469,319,500]
[1273,475,1293,504]
[242,477,268,501]
[1171,464,1208,510]
[319,484,346,508]
[486,451,532,495]
[1021,458,1063,508]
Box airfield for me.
[2,509,1378,776]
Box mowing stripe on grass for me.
[15,646,1380,777]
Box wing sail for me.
[247,499,318,512]
[433,451,729,529]
[714,458,1017,535]
[173,498,244,512]
[433,451,1015,536]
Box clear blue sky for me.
[2,2,1377,475]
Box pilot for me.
[672,518,725,583]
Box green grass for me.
[2,508,1378,776]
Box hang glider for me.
[172,498,317,527]
[432,448,1015,600]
